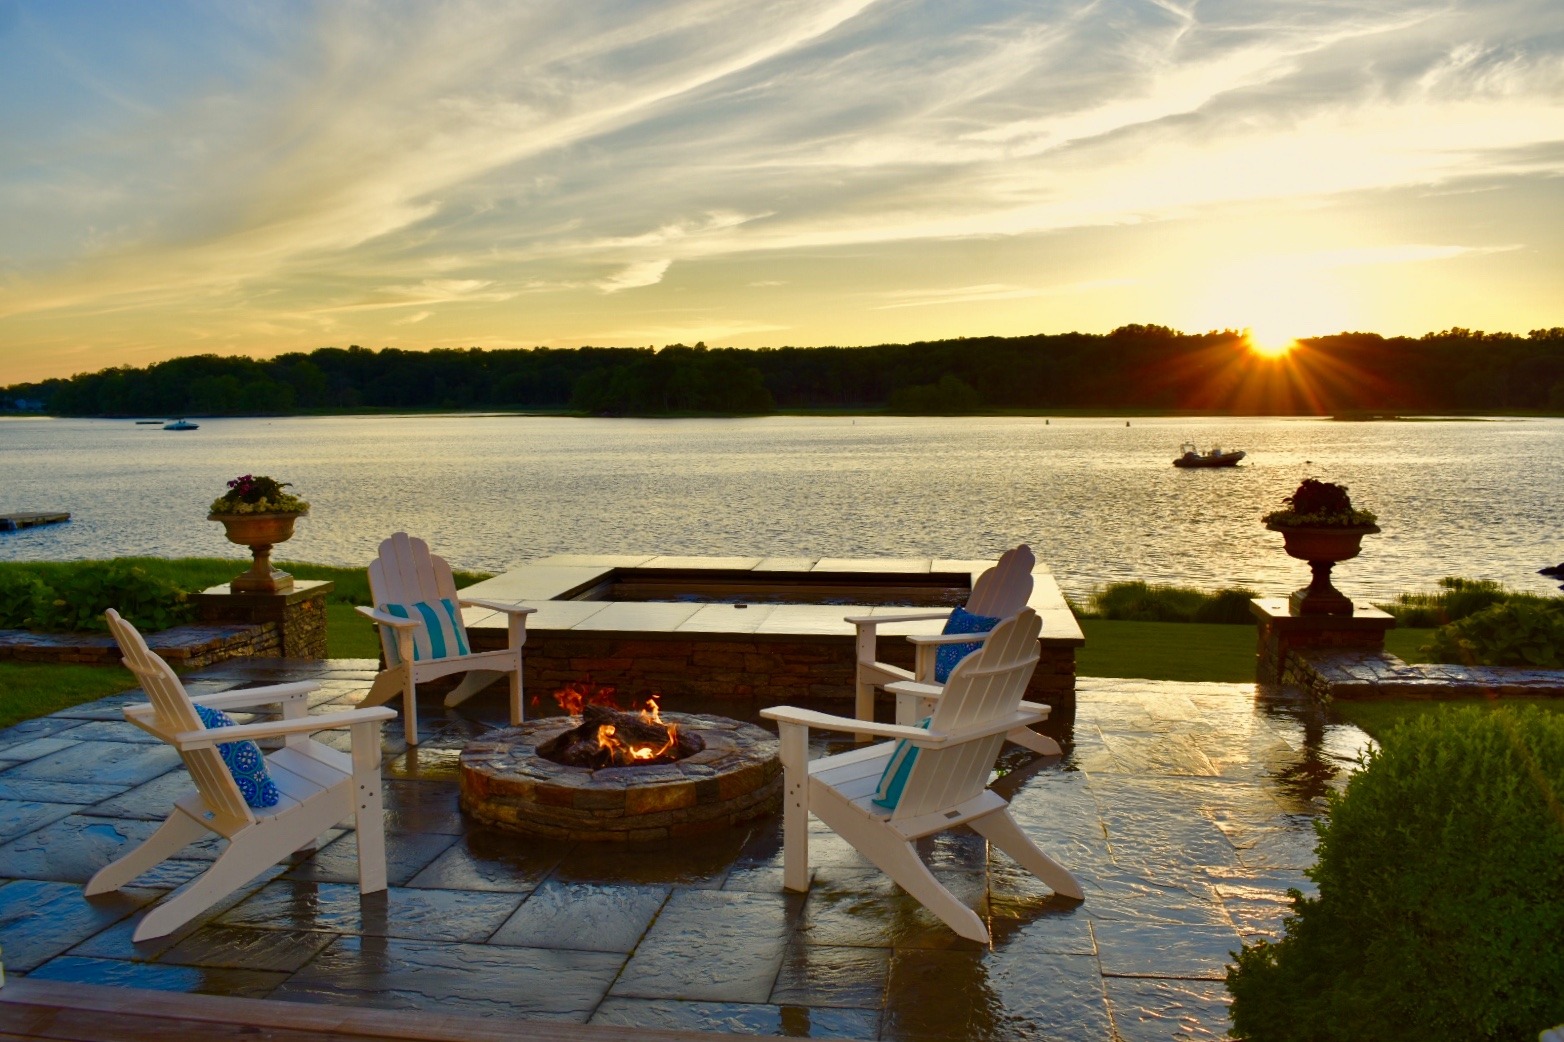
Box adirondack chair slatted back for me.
[368,532,465,663]
[964,544,1034,617]
[104,610,254,831]
[891,609,1042,822]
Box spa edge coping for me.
[455,554,1084,647]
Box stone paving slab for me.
[0,660,1385,1040]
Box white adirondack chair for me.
[846,544,1057,754]
[356,533,536,745]
[762,608,1082,943]
[87,610,395,942]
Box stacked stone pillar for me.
[1251,596,1394,689]
[194,579,333,659]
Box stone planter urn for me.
[209,512,300,594]
[1267,523,1380,616]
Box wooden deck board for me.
[0,980,789,1042]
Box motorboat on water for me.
[163,419,199,431]
[1173,442,1245,468]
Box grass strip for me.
[0,662,136,730]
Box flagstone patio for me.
[0,658,1370,1041]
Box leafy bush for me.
[1227,707,1564,1042]
[1087,581,1256,624]
[1424,600,1564,668]
[0,564,195,633]
[1376,577,1521,627]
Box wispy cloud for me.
[0,0,1560,380]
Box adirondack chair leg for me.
[509,649,524,726]
[853,680,876,743]
[443,669,500,708]
[360,666,407,708]
[85,810,207,896]
[349,721,388,894]
[825,810,990,943]
[1003,726,1062,757]
[779,724,811,893]
[131,832,281,942]
[969,809,1083,900]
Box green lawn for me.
[0,662,136,730]
[1076,619,1258,682]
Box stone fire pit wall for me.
[457,554,1084,712]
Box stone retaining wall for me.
[1288,647,1564,701]
[469,628,1077,711]
[0,622,281,671]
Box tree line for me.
[4,326,1562,417]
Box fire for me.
[549,682,678,766]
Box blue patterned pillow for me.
[934,605,1001,683]
[193,704,279,809]
[872,717,932,811]
[380,599,470,663]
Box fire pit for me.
[459,684,780,842]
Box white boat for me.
[1173,442,1244,468]
[163,419,199,431]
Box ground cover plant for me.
[1227,706,1564,1041]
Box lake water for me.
[1,414,1560,603]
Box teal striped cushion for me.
[381,599,470,663]
[872,717,932,811]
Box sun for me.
[1244,325,1297,359]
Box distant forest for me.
[5,326,1563,417]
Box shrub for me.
[1227,707,1564,1042]
[1088,581,1256,623]
[1376,577,1518,628]
[1424,600,1564,669]
[0,563,194,633]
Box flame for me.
[554,687,679,765]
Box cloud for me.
[1,0,1562,380]
[596,259,671,293]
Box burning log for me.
[537,703,705,769]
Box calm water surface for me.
[2,415,1560,602]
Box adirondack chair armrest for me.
[173,706,397,749]
[844,611,949,628]
[884,680,944,698]
[355,605,421,629]
[459,599,536,618]
[186,682,319,712]
[905,631,994,646]
[1018,699,1053,719]
[760,706,948,743]
[939,709,1049,744]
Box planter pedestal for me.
[1267,524,1380,617]
[195,580,333,659]
[208,513,302,594]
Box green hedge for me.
[1227,706,1564,1041]
[0,564,194,633]
[1086,581,1257,623]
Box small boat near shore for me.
[1173,442,1245,468]
[163,419,199,431]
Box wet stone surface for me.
[0,660,1378,1039]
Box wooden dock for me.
[0,513,68,532]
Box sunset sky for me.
[2,0,1561,384]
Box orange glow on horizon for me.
[1245,326,1297,359]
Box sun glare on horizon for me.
[1245,326,1297,359]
